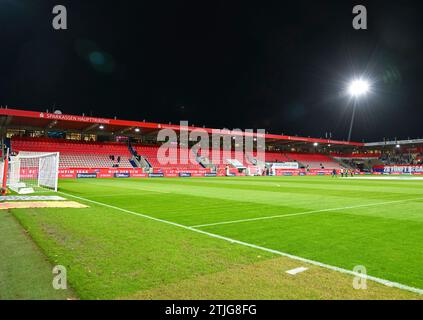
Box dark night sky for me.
[1,0,423,142]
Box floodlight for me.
[346,77,372,141]
[99,125,105,130]
[348,79,370,97]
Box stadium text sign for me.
[377,165,423,174]
[39,112,110,124]
[272,162,299,170]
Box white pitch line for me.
[286,267,308,275]
[57,190,423,296]
[190,197,423,228]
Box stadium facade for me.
[1,107,422,179]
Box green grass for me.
[5,176,423,299]
[0,210,74,300]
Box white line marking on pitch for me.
[286,267,308,275]
[57,191,423,296]
[190,197,423,228]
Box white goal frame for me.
[7,152,60,193]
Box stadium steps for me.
[329,155,351,170]
[142,157,153,168]
[129,158,138,168]
[138,155,152,169]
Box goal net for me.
[6,152,60,194]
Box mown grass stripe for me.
[190,197,423,228]
[58,190,423,296]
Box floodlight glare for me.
[348,79,370,97]
[346,77,372,141]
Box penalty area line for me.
[57,190,423,296]
[190,197,423,228]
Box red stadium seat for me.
[11,137,133,168]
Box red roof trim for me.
[0,107,364,147]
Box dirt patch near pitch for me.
[0,201,88,210]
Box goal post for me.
[7,152,60,194]
[1,148,8,195]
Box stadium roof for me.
[0,107,364,147]
[365,139,423,147]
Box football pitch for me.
[3,176,423,299]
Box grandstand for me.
[265,151,292,163]
[2,107,423,176]
[8,140,347,174]
[11,137,133,168]
[286,153,342,169]
[133,144,202,170]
